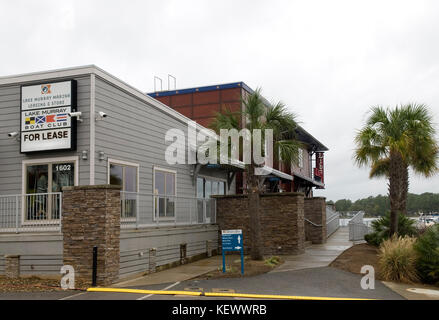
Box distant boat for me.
[417,213,439,227]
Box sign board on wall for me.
[20,80,77,153]
[314,152,324,184]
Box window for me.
[23,157,77,222]
[154,168,176,219]
[196,177,226,199]
[196,177,226,223]
[108,160,139,219]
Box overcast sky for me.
[1,0,439,201]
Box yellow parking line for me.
[87,287,373,300]
[205,292,372,300]
[87,287,202,296]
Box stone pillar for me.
[62,185,121,286]
[5,255,20,278]
[214,193,305,255]
[304,197,327,244]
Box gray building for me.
[0,65,236,278]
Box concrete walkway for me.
[271,227,352,273]
[115,227,352,288]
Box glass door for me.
[26,165,49,221]
[25,161,75,221]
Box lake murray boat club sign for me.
[20,80,77,153]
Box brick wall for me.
[214,193,305,255]
[155,87,243,129]
[62,185,121,286]
[304,197,327,244]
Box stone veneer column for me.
[62,185,121,286]
[215,193,305,255]
[304,197,327,244]
[5,255,20,278]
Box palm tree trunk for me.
[398,164,409,216]
[247,164,263,260]
[389,151,403,235]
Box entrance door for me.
[25,161,75,221]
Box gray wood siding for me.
[0,76,91,195]
[20,254,63,275]
[119,224,218,279]
[94,76,199,198]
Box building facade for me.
[0,66,234,278]
[149,82,328,197]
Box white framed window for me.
[22,156,79,223]
[196,176,226,223]
[153,167,177,220]
[108,159,139,219]
[196,176,226,199]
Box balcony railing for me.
[0,193,62,233]
[0,192,216,233]
[120,192,217,229]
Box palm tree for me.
[354,104,438,235]
[210,89,302,260]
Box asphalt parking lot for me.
[0,267,404,300]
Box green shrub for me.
[378,236,419,283]
[365,212,417,246]
[414,224,439,285]
[264,256,281,267]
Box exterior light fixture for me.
[98,151,105,161]
[81,150,88,160]
[7,132,18,138]
[95,111,108,121]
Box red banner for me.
[314,152,324,183]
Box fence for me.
[0,192,216,233]
[348,211,371,241]
[120,192,216,229]
[0,193,62,233]
[326,205,340,238]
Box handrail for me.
[304,218,322,227]
[305,213,339,227]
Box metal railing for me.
[0,193,62,233]
[348,211,371,241]
[120,192,216,229]
[326,206,340,238]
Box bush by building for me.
[378,236,419,283]
[413,224,439,285]
[364,212,417,246]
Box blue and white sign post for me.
[221,229,244,275]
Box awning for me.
[292,171,325,188]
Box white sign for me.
[21,81,72,110]
[21,129,72,152]
[20,80,76,153]
[21,107,71,132]
[222,229,243,235]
